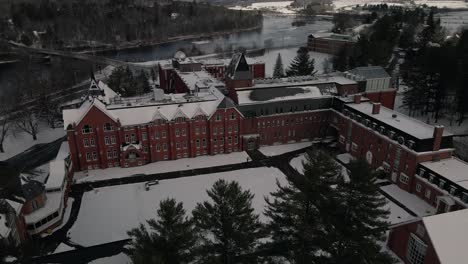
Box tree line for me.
[125,150,394,264]
[0,0,262,49]
[107,66,152,97]
[272,47,317,78]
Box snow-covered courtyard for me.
[68,167,287,246]
[259,141,314,156]
[74,151,251,183]
[0,122,65,160]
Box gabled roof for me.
[63,99,118,130]
[348,66,390,80]
[226,53,250,80]
[423,209,468,264]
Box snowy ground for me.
[259,141,314,156]
[53,243,75,254]
[380,184,436,216]
[290,152,350,180]
[332,0,468,10]
[336,153,354,165]
[0,122,65,161]
[88,253,131,264]
[22,163,50,183]
[230,1,298,14]
[68,167,287,246]
[253,48,332,78]
[74,151,251,183]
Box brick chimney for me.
[372,103,381,115]
[354,94,362,104]
[432,125,444,151]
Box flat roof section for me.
[237,86,327,105]
[347,102,452,140]
[421,158,468,188]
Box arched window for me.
[82,125,93,134]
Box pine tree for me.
[327,160,393,264]
[263,149,342,263]
[126,198,197,264]
[286,47,316,76]
[273,53,284,78]
[192,179,263,264]
[136,70,151,95]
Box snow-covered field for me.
[75,151,251,183]
[380,184,436,216]
[333,0,468,9]
[0,123,65,161]
[253,48,332,77]
[69,167,287,246]
[89,253,131,264]
[259,141,314,156]
[53,243,75,254]
[230,1,298,14]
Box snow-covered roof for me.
[423,209,468,264]
[348,66,390,80]
[24,191,63,224]
[347,102,452,139]
[63,87,227,129]
[176,70,224,91]
[45,160,66,191]
[199,56,263,66]
[0,213,10,238]
[55,142,70,161]
[98,81,118,104]
[420,158,468,189]
[237,86,326,105]
[252,74,356,89]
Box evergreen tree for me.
[192,179,263,264]
[136,70,151,95]
[273,53,285,78]
[126,198,197,264]
[286,47,316,76]
[333,48,349,72]
[263,149,342,263]
[327,160,393,264]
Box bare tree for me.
[0,111,12,153]
[16,108,39,141]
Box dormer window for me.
[82,125,93,134]
[104,123,114,131]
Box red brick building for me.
[307,33,355,55]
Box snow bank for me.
[69,167,287,246]
[259,141,313,156]
[88,253,131,264]
[380,184,435,216]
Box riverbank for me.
[78,25,263,55]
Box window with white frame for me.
[144,146,148,153]
[400,173,410,185]
[92,152,97,160]
[111,135,116,144]
[406,233,427,264]
[156,144,161,152]
[202,126,206,134]
[176,142,181,149]
[125,135,130,143]
[176,129,180,137]
[195,127,200,135]
[142,132,147,140]
[105,137,110,145]
[425,189,431,199]
[231,113,235,120]
[83,138,89,147]
[162,131,166,138]
[104,123,114,131]
[213,127,217,134]
[416,183,422,192]
[82,125,93,134]
[228,126,232,133]
[351,142,358,152]
[220,127,224,134]
[234,137,238,144]
[90,138,95,147]
[439,179,445,189]
[220,137,224,145]
[155,131,160,139]
[213,138,217,146]
[113,150,118,158]
[163,143,167,151]
[196,139,200,148]
[216,114,221,121]
[86,152,91,161]
[228,136,232,144]
[182,128,186,136]
[107,151,112,159]
[131,134,136,143]
[183,141,187,149]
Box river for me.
[100,14,333,62]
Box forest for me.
[0,0,263,49]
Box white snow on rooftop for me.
[53,243,75,254]
[45,160,66,191]
[253,74,356,89]
[0,214,11,238]
[380,184,435,217]
[55,142,70,161]
[5,199,22,215]
[421,158,468,188]
[69,167,288,246]
[423,208,468,264]
[347,102,452,139]
[24,191,63,225]
[260,141,314,157]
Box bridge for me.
[8,41,151,69]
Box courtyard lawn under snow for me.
[68,167,287,246]
[259,141,313,157]
[74,151,251,183]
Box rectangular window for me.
[182,128,186,136]
[202,138,207,147]
[163,143,167,151]
[213,138,217,146]
[86,153,91,161]
[202,126,206,134]
[406,234,427,264]
[131,134,136,143]
[107,151,112,159]
[105,137,110,145]
[90,138,95,147]
[155,131,160,139]
[220,137,224,146]
[144,146,148,153]
[228,136,232,144]
[234,124,238,132]
[92,152,97,161]
[176,129,180,137]
[176,142,181,149]
[156,144,161,152]
[339,135,345,144]
[142,132,147,140]
[216,114,221,121]
[162,131,166,138]
[195,127,200,135]
[425,189,431,199]
[83,138,89,147]
[228,126,232,133]
[213,127,217,134]
[220,127,224,134]
[400,173,409,185]
[111,135,116,144]
[113,150,118,158]
[234,137,238,144]
[125,135,130,143]
[351,143,358,152]
[183,141,187,149]
[196,139,200,148]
